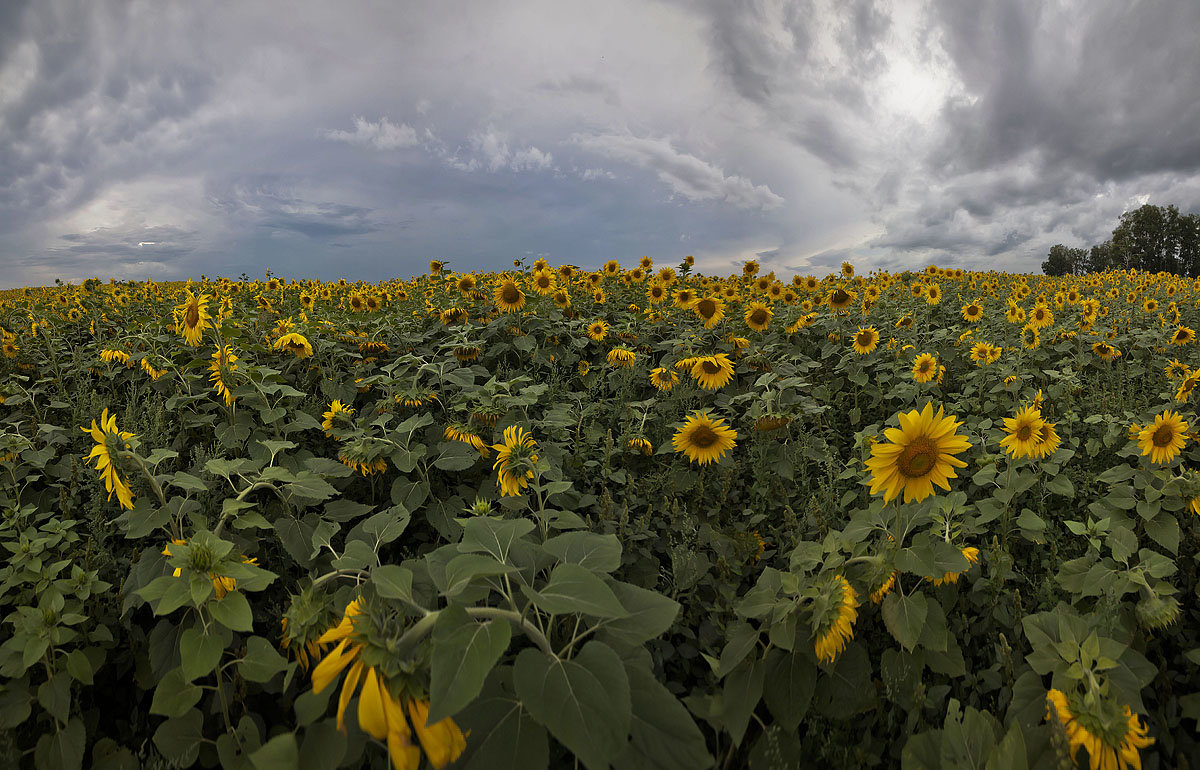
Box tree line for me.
[1042,203,1200,276]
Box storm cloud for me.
[1,0,1198,287]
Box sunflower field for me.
[0,259,1198,770]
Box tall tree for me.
[1042,244,1075,276]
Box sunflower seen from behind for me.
[865,402,972,504]
[672,411,737,466]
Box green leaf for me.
[614,664,712,770]
[459,517,536,563]
[298,721,347,770]
[762,648,816,731]
[1097,464,1135,484]
[1144,514,1180,553]
[443,554,518,597]
[240,636,289,683]
[1043,473,1074,498]
[813,643,875,718]
[34,717,85,770]
[882,592,928,652]
[434,441,483,471]
[209,591,255,632]
[720,659,765,746]
[543,532,623,573]
[37,671,71,723]
[429,605,512,722]
[523,564,629,618]
[598,583,680,648]
[150,667,203,718]
[168,472,209,493]
[456,672,549,770]
[286,472,338,503]
[323,500,373,522]
[250,733,299,770]
[64,650,93,686]
[179,626,227,681]
[514,642,631,770]
[372,564,415,602]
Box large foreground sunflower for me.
[672,411,738,465]
[814,575,858,664]
[1000,405,1044,459]
[1136,410,1188,464]
[865,402,972,504]
[494,278,526,313]
[1045,689,1153,770]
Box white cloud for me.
[323,116,419,150]
[573,132,784,211]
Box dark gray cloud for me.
[3,0,1200,287]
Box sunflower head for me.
[672,411,738,466]
[864,402,971,504]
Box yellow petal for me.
[387,730,423,770]
[337,658,364,733]
[407,699,467,769]
[311,638,352,694]
[357,667,389,740]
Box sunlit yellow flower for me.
[743,302,772,332]
[322,400,356,438]
[274,332,314,358]
[693,296,725,329]
[865,402,971,504]
[689,353,735,390]
[850,326,879,354]
[814,575,858,664]
[672,411,737,466]
[209,345,239,406]
[1000,406,1045,459]
[494,278,526,313]
[1045,689,1153,770]
[1136,410,1188,464]
[492,426,538,496]
[650,367,678,391]
[911,353,938,383]
[174,291,211,346]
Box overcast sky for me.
[2,0,1199,287]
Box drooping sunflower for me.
[743,302,772,332]
[586,321,609,341]
[444,425,490,457]
[689,353,735,391]
[209,345,239,406]
[492,426,538,496]
[672,411,738,466]
[814,575,858,664]
[174,290,212,346]
[627,437,653,455]
[607,347,636,368]
[911,353,939,383]
[1170,325,1195,346]
[850,326,880,355]
[649,367,679,391]
[494,278,526,313]
[1136,410,1188,464]
[864,402,972,504]
[82,409,136,510]
[1000,405,1045,459]
[272,332,313,359]
[1045,689,1153,770]
[693,296,725,329]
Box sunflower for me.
[850,326,880,354]
[868,571,897,604]
[322,400,356,438]
[649,367,678,391]
[970,341,1001,366]
[672,411,738,465]
[100,349,133,367]
[924,283,942,305]
[627,437,653,455]
[689,353,735,391]
[531,270,556,295]
[825,287,856,311]
[1030,421,1061,459]
[209,345,239,406]
[274,332,314,359]
[1176,372,1200,402]
[930,547,980,586]
[1000,406,1045,459]
[81,409,136,510]
[1164,359,1189,380]
[492,426,538,496]
[911,353,939,383]
[348,293,366,312]
[1171,325,1195,345]
[312,599,465,769]
[174,290,212,346]
[1091,341,1121,362]
[140,358,168,381]
[1029,304,1053,328]
[455,275,477,295]
[1045,689,1153,770]
[961,302,983,323]
[743,302,772,332]
[693,296,725,329]
[1136,410,1188,464]
[814,575,858,664]
[586,321,609,341]
[551,289,571,309]
[494,278,526,313]
[1020,325,1040,350]
[607,347,636,368]
[865,402,972,504]
[444,425,490,457]
[895,315,913,329]
[1143,298,1158,313]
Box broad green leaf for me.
[429,605,512,722]
[372,564,415,602]
[150,667,203,718]
[882,592,928,652]
[514,642,631,770]
[37,671,71,723]
[720,659,764,746]
[179,626,227,680]
[523,564,629,619]
[459,517,536,563]
[614,664,712,770]
[240,636,289,683]
[250,733,299,770]
[443,554,519,597]
[598,583,680,648]
[456,672,549,770]
[209,591,255,632]
[762,648,816,731]
[34,717,85,770]
[544,532,623,573]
